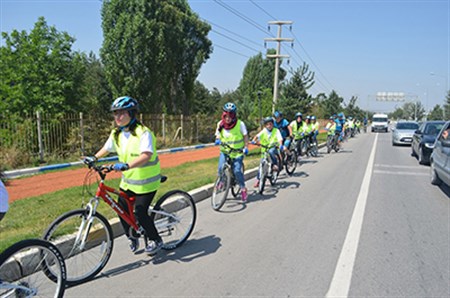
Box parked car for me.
[411,121,446,164]
[391,121,419,145]
[430,121,450,187]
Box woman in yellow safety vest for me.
[85,96,162,255]
[215,102,249,202]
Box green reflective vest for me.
[111,125,160,194]
[219,120,245,158]
[291,121,306,140]
[259,128,280,154]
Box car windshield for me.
[373,117,387,122]
[424,123,444,135]
[396,123,418,130]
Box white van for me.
[372,113,389,132]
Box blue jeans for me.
[218,153,245,188]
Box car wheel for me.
[418,146,426,165]
[430,160,441,185]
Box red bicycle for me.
[42,160,196,286]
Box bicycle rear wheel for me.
[211,167,231,210]
[42,209,113,286]
[285,150,297,175]
[0,239,66,298]
[151,190,196,249]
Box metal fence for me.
[0,112,217,163]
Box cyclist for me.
[335,112,345,146]
[325,116,336,135]
[289,112,307,154]
[310,115,319,145]
[215,102,249,202]
[84,96,163,255]
[273,111,292,154]
[252,116,283,188]
[0,172,8,221]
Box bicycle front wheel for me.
[258,161,267,194]
[42,209,114,286]
[151,190,197,249]
[285,150,297,175]
[0,239,66,298]
[211,167,231,210]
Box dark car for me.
[411,120,446,164]
[430,121,450,187]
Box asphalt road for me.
[65,131,450,297]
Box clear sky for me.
[1,0,449,113]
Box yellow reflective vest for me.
[219,120,245,158]
[111,125,160,194]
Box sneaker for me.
[253,180,259,188]
[241,188,248,202]
[272,165,279,172]
[129,238,139,253]
[145,239,163,255]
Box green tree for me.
[0,17,81,115]
[444,90,450,120]
[319,90,344,118]
[101,0,212,115]
[277,62,314,120]
[427,104,444,120]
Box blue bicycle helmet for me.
[306,115,311,120]
[111,96,139,112]
[295,112,302,118]
[273,111,282,118]
[223,102,237,113]
[263,116,274,124]
[311,116,316,120]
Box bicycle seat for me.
[161,175,168,183]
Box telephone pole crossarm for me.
[265,20,294,113]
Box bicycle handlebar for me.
[219,142,246,153]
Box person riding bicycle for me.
[84,96,163,255]
[215,102,249,202]
[252,116,283,188]
[325,116,336,136]
[273,111,292,154]
[335,112,345,146]
[289,112,307,154]
[0,172,9,222]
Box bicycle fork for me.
[72,198,99,252]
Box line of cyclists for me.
[215,102,365,202]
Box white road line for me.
[373,170,429,176]
[374,164,426,170]
[326,133,378,297]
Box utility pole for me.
[265,21,293,113]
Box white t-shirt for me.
[0,180,9,213]
[255,128,283,143]
[103,130,154,155]
[215,120,248,139]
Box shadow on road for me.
[95,235,221,282]
[438,183,450,199]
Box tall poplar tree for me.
[101,0,212,114]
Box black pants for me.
[0,212,5,221]
[118,189,161,242]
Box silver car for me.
[392,121,419,145]
[430,121,450,187]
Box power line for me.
[203,18,263,49]
[211,29,261,53]
[214,44,251,58]
[249,0,277,20]
[213,0,269,35]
